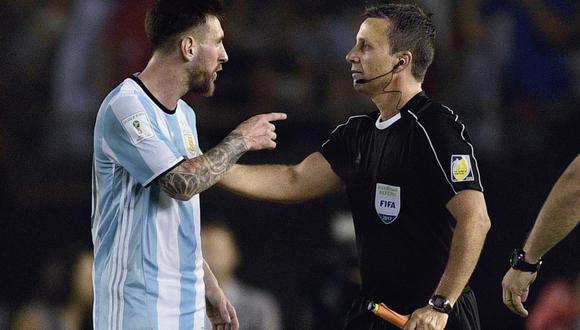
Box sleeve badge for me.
[451,155,474,182]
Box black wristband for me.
[428,295,452,314]
[509,249,542,273]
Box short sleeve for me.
[102,95,184,187]
[411,109,483,204]
[320,123,350,181]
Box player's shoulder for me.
[96,78,149,126]
[100,78,141,108]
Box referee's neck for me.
[373,85,423,121]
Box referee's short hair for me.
[145,0,225,53]
[364,3,436,82]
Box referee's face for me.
[346,18,398,95]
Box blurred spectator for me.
[296,211,360,330]
[12,249,93,330]
[452,0,508,159]
[47,0,118,162]
[527,273,580,330]
[202,221,282,330]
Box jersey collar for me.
[375,112,401,130]
[129,74,177,114]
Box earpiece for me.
[395,59,405,68]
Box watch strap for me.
[510,249,542,273]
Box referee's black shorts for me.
[343,287,481,330]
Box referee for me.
[219,3,490,330]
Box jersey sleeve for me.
[102,94,185,187]
[319,122,351,181]
[411,108,483,204]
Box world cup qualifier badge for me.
[451,155,474,182]
[375,183,401,224]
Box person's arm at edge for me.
[502,154,580,317]
[203,260,239,330]
[217,152,344,203]
[406,190,491,330]
[522,154,580,263]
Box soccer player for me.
[502,154,580,317]
[218,3,490,330]
[91,1,285,329]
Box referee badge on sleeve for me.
[375,183,401,224]
[451,155,474,182]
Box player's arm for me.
[217,152,344,203]
[406,190,490,330]
[502,154,580,317]
[159,113,286,201]
[203,260,239,330]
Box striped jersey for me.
[91,76,205,330]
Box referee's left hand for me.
[404,305,448,330]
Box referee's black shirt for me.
[320,91,483,314]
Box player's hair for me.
[145,0,224,53]
[364,2,436,82]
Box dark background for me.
[1,0,579,329]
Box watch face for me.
[429,295,452,314]
[510,250,521,267]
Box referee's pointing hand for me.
[234,113,287,150]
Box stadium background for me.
[0,0,578,329]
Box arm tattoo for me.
[159,132,248,200]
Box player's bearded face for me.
[187,16,227,97]
[188,68,215,96]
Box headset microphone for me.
[355,59,404,84]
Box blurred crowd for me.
[1,0,579,329]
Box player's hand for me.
[502,268,537,317]
[205,286,239,330]
[404,305,448,330]
[233,113,287,151]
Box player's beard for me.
[188,70,215,97]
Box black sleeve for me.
[319,122,351,182]
[411,108,483,204]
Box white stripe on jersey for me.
[156,193,182,329]
[441,105,484,191]
[117,175,135,329]
[321,115,374,148]
[151,97,172,139]
[408,110,458,195]
[108,170,127,329]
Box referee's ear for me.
[396,52,412,72]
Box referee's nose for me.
[346,47,359,64]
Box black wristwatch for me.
[509,249,542,273]
[428,295,453,314]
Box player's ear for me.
[180,36,197,61]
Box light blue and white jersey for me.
[92,76,206,330]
